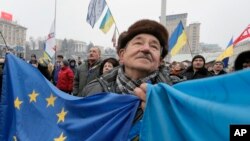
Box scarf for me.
[116,66,158,95]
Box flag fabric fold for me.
[44,20,56,60]
[140,70,250,141]
[0,54,140,141]
[216,38,234,67]
[99,9,114,33]
[168,21,187,56]
[86,0,106,28]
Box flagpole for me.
[186,37,194,58]
[104,0,120,35]
[54,0,57,63]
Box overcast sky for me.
[1,0,249,49]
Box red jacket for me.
[56,66,74,92]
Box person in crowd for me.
[56,60,74,94]
[38,57,51,80]
[169,62,186,84]
[99,57,119,75]
[1,47,7,58]
[47,60,54,79]
[29,54,38,67]
[234,50,250,71]
[181,55,212,80]
[81,19,179,139]
[72,46,102,96]
[69,59,77,74]
[52,55,64,85]
[210,61,227,75]
[181,60,191,70]
[77,56,82,66]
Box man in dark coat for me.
[72,46,102,96]
[210,61,227,75]
[182,55,212,80]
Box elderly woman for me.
[99,57,119,75]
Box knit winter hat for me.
[192,55,205,64]
[213,61,224,67]
[117,19,169,58]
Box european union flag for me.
[0,54,140,141]
[140,69,250,141]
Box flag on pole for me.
[112,26,117,47]
[99,9,114,33]
[216,38,234,67]
[44,20,56,60]
[168,21,187,56]
[86,0,106,28]
[1,11,13,21]
[233,24,250,45]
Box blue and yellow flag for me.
[216,38,234,67]
[0,54,139,141]
[140,70,250,141]
[168,21,187,56]
[99,9,114,33]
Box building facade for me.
[0,18,27,50]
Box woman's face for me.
[103,62,114,74]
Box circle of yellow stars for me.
[13,90,68,140]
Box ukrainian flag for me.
[216,38,234,67]
[169,21,187,56]
[99,9,114,33]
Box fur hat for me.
[234,50,250,71]
[192,55,205,64]
[117,19,169,58]
[100,57,119,75]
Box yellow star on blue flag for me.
[0,54,140,141]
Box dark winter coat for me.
[181,66,213,80]
[72,60,102,96]
[209,70,227,76]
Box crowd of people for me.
[0,19,250,139]
[0,20,250,98]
